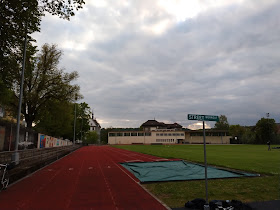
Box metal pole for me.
[14,33,28,164]
[73,103,76,145]
[203,121,209,210]
[80,117,83,141]
[9,124,12,151]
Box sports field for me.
[113,144,280,208]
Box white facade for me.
[89,114,101,141]
[108,120,230,145]
[108,129,185,145]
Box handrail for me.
[0,145,81,165]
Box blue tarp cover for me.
[120,160,258,183]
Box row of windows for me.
[109,132,228,137]
[156,133,184,136]
[190,132,229,136]
[109,132,151,137]
[156,139,175,142]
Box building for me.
[89,113,101,141]
[108,120,231,145]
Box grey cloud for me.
[33,1,280,128]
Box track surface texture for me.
[0,146,169,210]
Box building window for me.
[131,133,137,136]
[145,132,151,136]
[117,133,123,136]
[138,132,144,136]
[109,133,116,137]
[124,133,130,136]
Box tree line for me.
[214,115,279,144]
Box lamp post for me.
[13,33,28,165]
[73,100,77,145]
[80,117,83,142]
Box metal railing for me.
[0,145,82,165]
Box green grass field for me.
[113,144,280,208]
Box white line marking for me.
[125,160,143,162]
[114,162,139,184]
[155,159,169,161]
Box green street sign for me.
[188,114,219,122]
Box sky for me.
[33,0,280,129]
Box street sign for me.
[188,114,219,122]
[187,113,219,208]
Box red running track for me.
[0,146,171,210]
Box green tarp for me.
[120,160,258,183]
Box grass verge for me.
[113,144,280,208]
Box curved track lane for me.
[0,146,169,210]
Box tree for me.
[255,118,277,144]
[229,124,245,142]
[242,127,256,144]
[40,0,85,20]
[84,131,99,145]
[75,102,91,141]
[34,100,73,138]
[214,115,229,130]
[0,1,42,106]
[0,0,85,105]
[100,127,115,144]
[10,43,81,128]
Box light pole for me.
[13,33,28,165]
[73,100,77,145]
[80,117,83,142]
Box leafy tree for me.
[255,118,277,144]
[84,131,99,145]
[40,0,85,20]
[10,43,81,128]
[34,100,73,138]
[229,124,245,141]
[74,102,91,141]
[242,127,256,144]
[214,115,229,130]
[0,0,41,106]
[100,127,115,144]
[0,0,85,105]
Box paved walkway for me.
[0,146,169,210]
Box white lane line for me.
[155,159,169,161]
[113,162,139,184]
[125,160,143,162]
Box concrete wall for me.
[37,133,72,148]
[185,134,230,144]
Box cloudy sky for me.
[33,0,280,129]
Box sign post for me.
[188,114,219,210]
